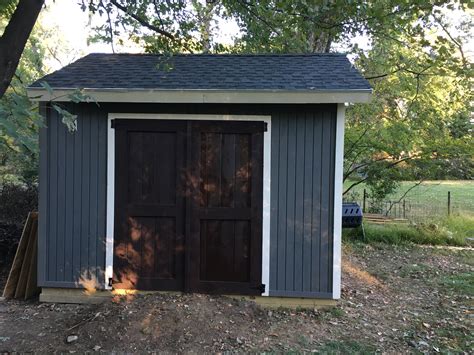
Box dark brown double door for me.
[113,119,264,295]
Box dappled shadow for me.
[77,271,102,296]
[113,126,256,292]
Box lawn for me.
[344,180,474,220]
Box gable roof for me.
[28,53,371,104]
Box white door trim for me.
[105,113,271,295]
[332,104,346,299]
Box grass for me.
[398,263,431,278]
[440,273,474,296]
[343,214,473,246]
[344,180,474,220]
[317,340,376,354]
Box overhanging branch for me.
[109,0,175,40]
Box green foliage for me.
[38,81,96,133]
[2,0,472,192]
[0,0,17,20]
[0,6,93,184]
[82,0,472,56]
[87,1,472,201]
[82,0,207,53]
[344,3,473,199]
[1,7,47,184]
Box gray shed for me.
[28,53,371,306]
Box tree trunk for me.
[0,0,44,98]
[196,1,216,53]
[308,30,332,53]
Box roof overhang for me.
[27,87,372,104]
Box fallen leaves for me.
[0,244,471,352]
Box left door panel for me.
[113,120,186,291]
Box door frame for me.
[105,113,271,295]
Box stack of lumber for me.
[364,213,409,225]
[2,212,40,300]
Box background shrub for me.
[0,183,38,225]
[0,183,38,270]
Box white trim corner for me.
[333,103,346,299]
[105,116,115,289]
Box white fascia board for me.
[27,88,372,104]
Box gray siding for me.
[39,102,336,296]
[269,108,336,298]
[38,103,107,288]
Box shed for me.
[28,53,371,306]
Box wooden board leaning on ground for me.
[3,212,40,300]
[364,213,409,225]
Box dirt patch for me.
[0,244,472,353]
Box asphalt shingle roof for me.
[30,53,371,92]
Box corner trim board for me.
[332,104,345,299]
[105,116,115,289]
[105,113,272,295]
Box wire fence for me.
[344,186,474,223]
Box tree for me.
[0,0,44,98]
[85,0,473,201]
[82,0,204,53]
[343,5,473,199]
[83,1,464,54]
[0,3,89,184]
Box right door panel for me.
[188,121,264,295]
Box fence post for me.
[448,191,451,216]
[363,189,367,213]
[403,199,406,219]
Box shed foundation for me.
[39,288,336,309]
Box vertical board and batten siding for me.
[38,103,107,287]
[39,102,335,297]
[269,108,336,298]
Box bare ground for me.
[0,244,472,353]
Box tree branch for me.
[105,4,116,53]
[365,67,404,80]
[108,0,195,53]
[344,126,371,157]
[342,155,417,196]
[343,148,367,182]
[343,156,395,182]
[235,0,282,37]
[343,177,369,196]
[433,15,467,66]
[384,179,424,216]
[109,0,175,40]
